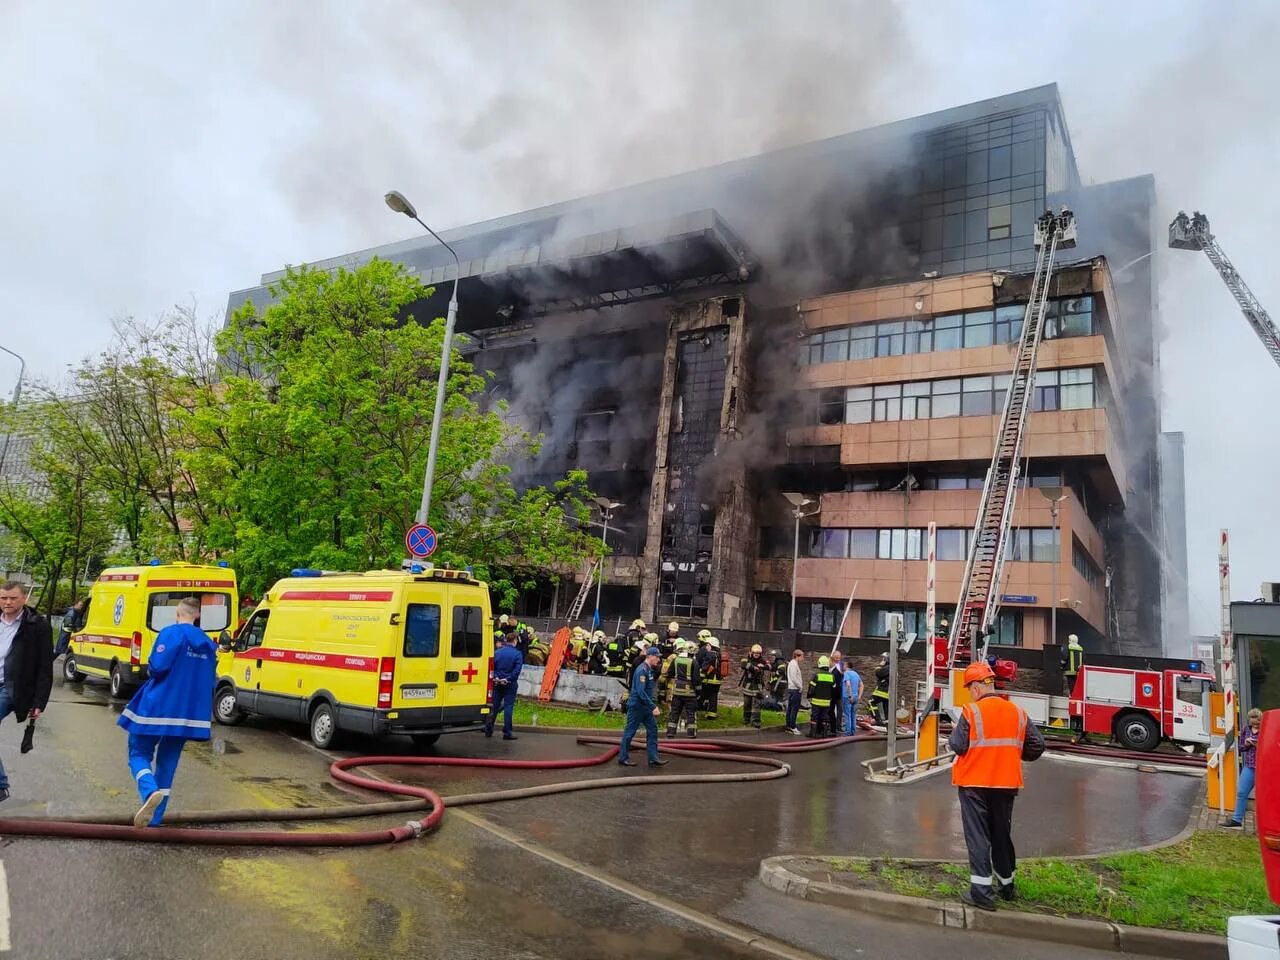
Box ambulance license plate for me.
[401,686,437,700]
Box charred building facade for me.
[228,84,1185,655]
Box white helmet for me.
[668,621,680,633]
[707,636,721,649]
[696,629,712,642]
[592,630,605,640]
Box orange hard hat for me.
[963,662,996,685]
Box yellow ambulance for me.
[213,567,493,749]
[64,561,239,698]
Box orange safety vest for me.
[951,694,1028,789]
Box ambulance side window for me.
[239,612,269,651]
[404,604,441,658]
[451,606,485,658]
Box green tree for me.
[187,259,596,601]
[0,400,115,614]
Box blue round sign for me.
[406,524,438,558]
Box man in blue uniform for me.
[618,646,668,768]
[117,596,216,827]
[486,630,524,740]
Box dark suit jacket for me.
[5,606,53,720]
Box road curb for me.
[758,857,1227,960]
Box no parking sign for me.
[405,524,438,559]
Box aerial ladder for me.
[942,207,1078,675]
[1168,211,1280,371]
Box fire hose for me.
[0,732,881,846]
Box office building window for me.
[803,296,1094,366]
[1005,528,1059,563]
[864,603,926,638]
[814,369,1096,425]
[1073,538,1102,587]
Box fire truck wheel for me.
[1115,712,1159,752]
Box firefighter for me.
[870,652,891,725]
[604,632,628,680]
[1061,633,1084,694]
[661,622,681,659]
[697,635,723,718]
[568,627,589,672]
[631,633,658,687]
[587,630,609,676]
[739,643,770,729]
[626,618,647,649]
[767,649,788,708]
[949,662,1045,911]
[806,655,837,737]
[665,640,701,738]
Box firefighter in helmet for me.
[739,643,770,729]
[870,652,891,725]
[698,634,723,718]
[666,639,701,738]
[587,630,609,676]
[1061,633,1084,694]
[626,618,647,649]
[604,631,628,680]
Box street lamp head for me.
[1036,485,1068,503]
[592,496,623,512]
[782,492,816,508]
[384,190,418,219]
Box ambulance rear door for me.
[440,587,490,712]
[394,588,446,722]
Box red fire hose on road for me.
[0,733,878,846]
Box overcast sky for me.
[2,1,1276,637]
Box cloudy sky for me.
[2,0,1276,636]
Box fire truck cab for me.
[1069,665,1214,752]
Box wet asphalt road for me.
[0,675,1201,959]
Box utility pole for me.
[0,344,26,479]
[783,493,817,629]
[1218,529,1237,814]
[1039,487,1068,648]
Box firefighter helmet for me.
[963,662,996,686]
[644,632,658,643]
[631,618,646,630]
[696,629,712,642]
[818,655,831,668]
[667,621,680,633]
[750,643,763,655]
[592,630,605,640]
[707,636,720,649]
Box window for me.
[849,529,877,558]
[993,305,1023,344]
[1060,368,1095,409]
[1030,528,1059,562]
[937,475,967,491]
[1175,676,1207,706]
[845,386,872,423]
[147,591,231,633]
[932,379,961,418]
[238,611,269,649]
[451,605,485,658]
[404,604,441,657]
[1045,295,1094,339]
[818,388,845,425]
[1073,538,1102,587]
[876,528,925,560]
[864,604,926,638]
[933,314,962,351]
[963,310,993,348]
[991,609,1021,647]
[937,528,968,561]
[816,528,849,559]
[872,383,901,422]
[1033,368,1096,411]
[901,381,931,420]
[799,601,846,634]
[962,375,993,416]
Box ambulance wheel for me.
[62,656,85,683]
[1115,712,1159,752]
[109,663,128,699]
[410,733,440,750]
[214,685,244,726]
[309,701,339,749]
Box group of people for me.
[776,647,873,737]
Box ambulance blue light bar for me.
[290,568,324,577]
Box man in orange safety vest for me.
[948,661,1045,912]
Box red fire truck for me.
[1065,665,1215,752]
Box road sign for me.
[1000,594,1036,604]
[405,524,438,558]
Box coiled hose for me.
[0,732,880,846]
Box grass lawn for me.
[824,831,1269,935]
[510,698,786,731]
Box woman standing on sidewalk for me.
[1223,708,1262,829]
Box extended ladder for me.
[566,558,601,623]
[946,208,1078,670]
[1168,211,1280,371]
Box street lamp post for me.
[783,493,818,629]
[385,190,462,528]
[592,498,623,623]
[1038,486,1069,648]
[0,344,27,478]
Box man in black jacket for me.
[0,582,54,801]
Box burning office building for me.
[228,84,1187,656]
